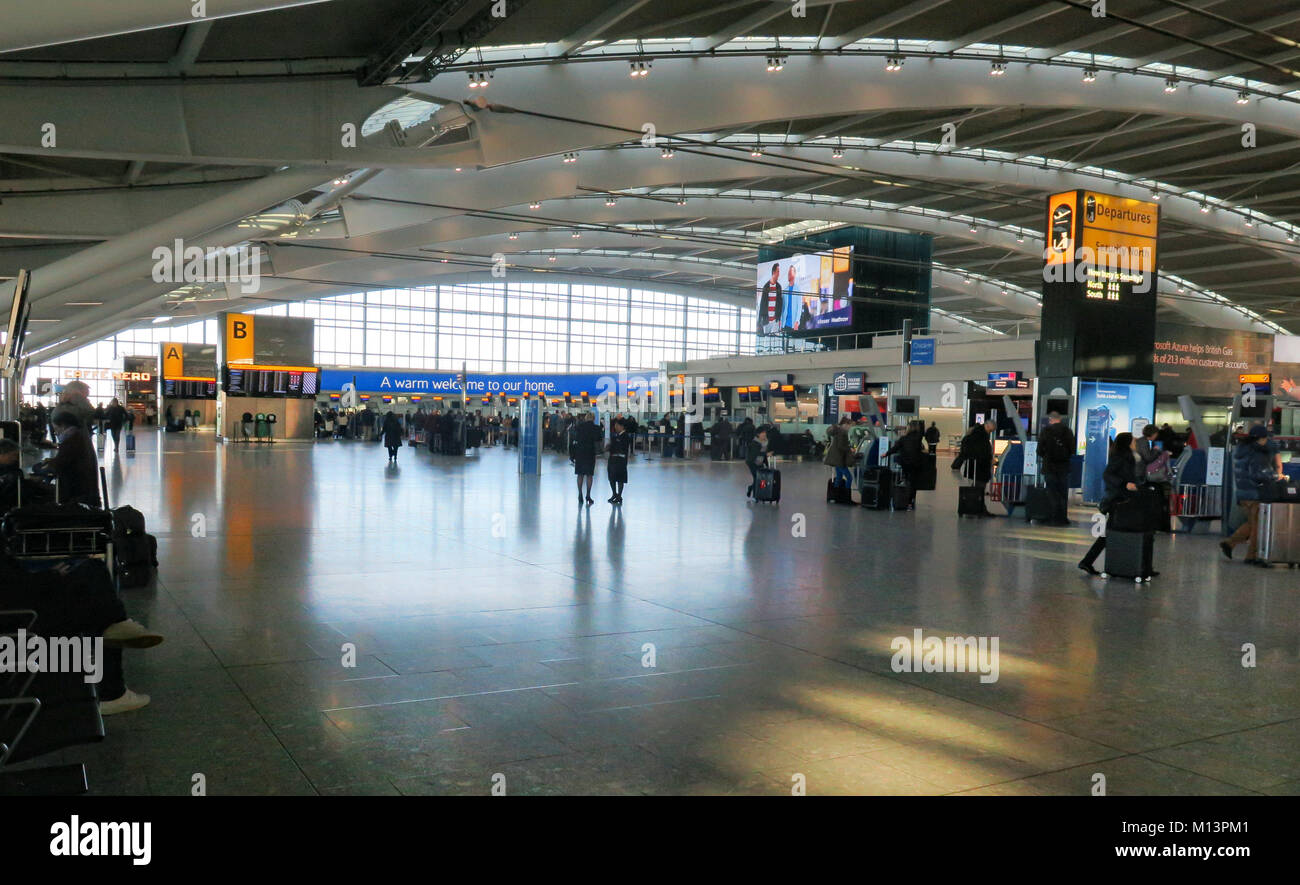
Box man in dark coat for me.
[957,420,997,517]
[1037,412,1076,526]
[32,409,100,507]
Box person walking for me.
[606,417,630,504]
[1220,425,1284,566]
[1078,433,1149,575]
[924,421,941,455]
[745,427,769,499]
[1037,411,1076,526]
[105,397,129,449]
[571,412,601,505]
[382,411,403,463]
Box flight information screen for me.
[163,379,217,399]
[224,367,319,397]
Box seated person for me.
[31,409,100,507]
[0,553,163,714]
[0,438,54,512]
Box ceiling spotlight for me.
[331,177,348,186]
[605,197,617,207]
[1287,232,1296,243]
[547,255,557,262]
[660,147,675,159]
[1199,202,1210,213]
[989,61,1007,77]
[969,224,978,233]
[467,69,493,89]
[1164,77,1179,93]
[571,232,581,238]
[1082,67,1097,83]
[765,55,786,73]
[832,146,844,159]
[529,201,541,210]
[675,196,687,205]
[508,233,518,240]
[629,59,651,78]
[964,276,973,284]
[750,146,763,157]
[1237,90,1250,104]
[885,56,904,73]
[1244,212,1254,227]
[562,152,578,164]
[1151,189,1161,200]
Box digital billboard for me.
[1076,379,1156,503]
[755,245,854,335]
[1152,322,1273,397]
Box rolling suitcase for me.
[1103,529,1155,581]
[1024,486,1054,523]
[754,468,781,503]
[891,482,914,512]
[913,453,937,491]
[124,431,136,452]
[860,466,892,510]
[1108,487,1163,532]
[826,478,852,505]
[1257,503,1300,566]
[958,485,985,517]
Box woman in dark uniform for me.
[570,412,601,505]
[606,418,630,504]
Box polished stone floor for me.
[30,429,1300,795]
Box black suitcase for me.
[860,467,892,510]
[826,478,852,504]
[1108,487,1163,532]
[891,482,914,511]
[913,453,937,491]
[754,468,781,503]
[958,485,985,516]
[1104,529,1155,580]
[1024,486,1054,523]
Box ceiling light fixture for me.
[1164,77,1179,93]
[660,147,675,158]
[562,152,578,164]
[1082,67,1097,83]
[605,197,617,207]
[1237,90,1250,104]
[885,56,904,73]
[765,55,786,73]
[508,233,518,240]
[629,59,650,78]
[467,69,492,89]
[529,201,541,210]
[1199,202,1210,213]
[989,60,1007,77]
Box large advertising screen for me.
[1153,322,1273,397]
[755,246,854,335]
[1076,379,1156,503]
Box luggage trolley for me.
[0,469,116,584]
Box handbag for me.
[1145,451,1172,483]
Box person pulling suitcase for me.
[1078,432,1160,579]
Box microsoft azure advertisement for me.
[1075,379,1156,503]
[319,369,657,398]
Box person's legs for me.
[1245,500,1262,560]
[110,426,121,446]
[747,464,757,497]
[1079,536,1106,571]
[1046,469,1070,524]
[976,479,991,514]
[1225,500,1257,552]
[834,466,852,488]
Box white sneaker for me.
[103,619,164,649]
[99,688,150,715]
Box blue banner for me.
[910,338,936,366]
[319,369,658,398]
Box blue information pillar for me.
[519,398,542,475]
